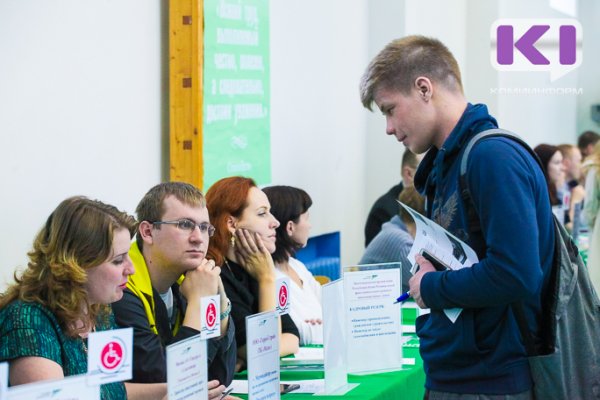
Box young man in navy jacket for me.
[360,36,554,399]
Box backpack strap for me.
[459,128,546,356]
[459,129,545,203]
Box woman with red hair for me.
[206,177,299,372]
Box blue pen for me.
[394,291,411,304]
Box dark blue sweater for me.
[414,103,555,394]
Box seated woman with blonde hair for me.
[0,197,167,400]
[206,177,300,372]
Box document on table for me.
[229,379,325,394]
[399,202,479,323]
[6,375,100,400]
[280,347,324,366]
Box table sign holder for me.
[1,362,8,400]
[6,375,100,400]
[343,263,403,374]
[166,333,207,400]
[246,310,280,400]
[200,295,220,340]
[86,327,133,387]
[275,277,290,315]
[319,279,358,395]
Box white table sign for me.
[275,277,290,316]
[7,375,100,400]
[343,264,403,374]
[246,311,280,400]
[320,279,358,395]
[200,295,220,340]
[87,327,133,386]
[166,334,207,400]
[0,362,8,400]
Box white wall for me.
[0,0,594,289]
[0,0,167,287]
[364,0,406,250]
[269,0,369,265]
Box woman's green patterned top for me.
[0,300,126,399]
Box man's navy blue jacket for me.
[414,103,555,394]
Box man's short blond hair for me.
[557,143,577,159]
[360,35,463,111]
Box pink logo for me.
[206,302,217,328]
[278,284,288,308]
[100,341,124,372]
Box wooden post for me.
[169,0,203,188]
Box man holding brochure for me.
[360,36,554,399]
[112,182,237,400]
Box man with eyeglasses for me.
[112,182,237,400]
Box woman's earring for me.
[230,235,236,247]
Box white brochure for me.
[400,202,479,323]
[320,279,358,395]
[229,379,325,394]
[343,264,403,374]
[86,327,133,386]
[275,277,290,316]
[200,295,221,340]
[1,362,7,400]
[7,375,99,400]
[246,311,280,400]
[166,334,207,400]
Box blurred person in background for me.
[364,149,421,246]
[360,186,425,292]
[578,130,600,159]
[557,144,585,233]
[534,144,567,225]
[582,142,600,291]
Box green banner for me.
[203,0,270,191]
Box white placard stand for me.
[200,295,220,339]
[166,334,207,400]
[275,277,290,315]
[0,362,7,400]
[246,311,280,400]
[318,279,358,395]
[343,263,403,374]
[86,327,133,386]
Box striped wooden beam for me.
[169,0,203,188]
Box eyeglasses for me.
[152,219,216,237]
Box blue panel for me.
[295,231,341,280]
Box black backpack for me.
[459,128,600,400]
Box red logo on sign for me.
[100,341,124,371]
[206,302,217,328]
[278,284,288,308]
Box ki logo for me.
[491,19,582,81]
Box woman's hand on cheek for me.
[235,229,275,282]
